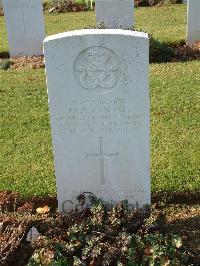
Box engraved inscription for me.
[74,46,121,93]
[57,97,146,135]
[61,189,145,212]
[85,137,118,186]
[66,189,144,201]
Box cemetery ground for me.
[0,4,192,55]
[0,4,200,266]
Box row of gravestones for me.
[2,0,134,57]
[0,0,198,212]
[1,0,200,58]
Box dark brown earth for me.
[9,56,44,70]
[0,190,200,265]
[174,41,200,62]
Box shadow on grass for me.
[149,37,200,63]
[150,37,176,63]
[0,39,200,65]
[0,51,10,59]
[152,190,200,205]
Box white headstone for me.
[2,0,45,57]
[44,29,150,212]
[187,0,200,44]
[95,0,134,29]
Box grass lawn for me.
[151,62,200,193]
[0,4,199,197]
[0,60,199,196]
[0,4,187,54]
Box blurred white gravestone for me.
[187,0,200,44]
[2,0,45,57]
[95,0,134,29]
[44,29,150,212]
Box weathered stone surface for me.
[44,29,150,212]
[3,0,45,57]
[95,0,134,29]
[187,0,200,44]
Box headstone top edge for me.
[43,29,148,44]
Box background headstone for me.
[3,0,45,57]
[95,0,134,29]
[44,29,150,212]
[0,0,2,9]
[187,0,200,44]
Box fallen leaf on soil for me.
[17,203,33,213]
[36,205,50,214]
[160,256,170,266]
[173,236,182,248]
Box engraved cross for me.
[86,137,118,186]
[18,9,31,35]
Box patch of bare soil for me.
[164,205,200,259]
[0,190,200,265]
[174,41,200,62]
[0,191,57,213]
[10,56,45,70]
[0,56,44,70]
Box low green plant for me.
[0,59,13,70]
[128,234,184,265]
[27,202,189,266]
[43,0,92,13]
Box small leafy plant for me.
[0,60,13,70]
[27,201,190,266]
[43,0,92,13]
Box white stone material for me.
[2,0,45,57]
[26,227,40,242]
[187,0,200,44]
[95,0,134,29]
[44,29,150,212]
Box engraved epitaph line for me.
[86,137,118,186]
